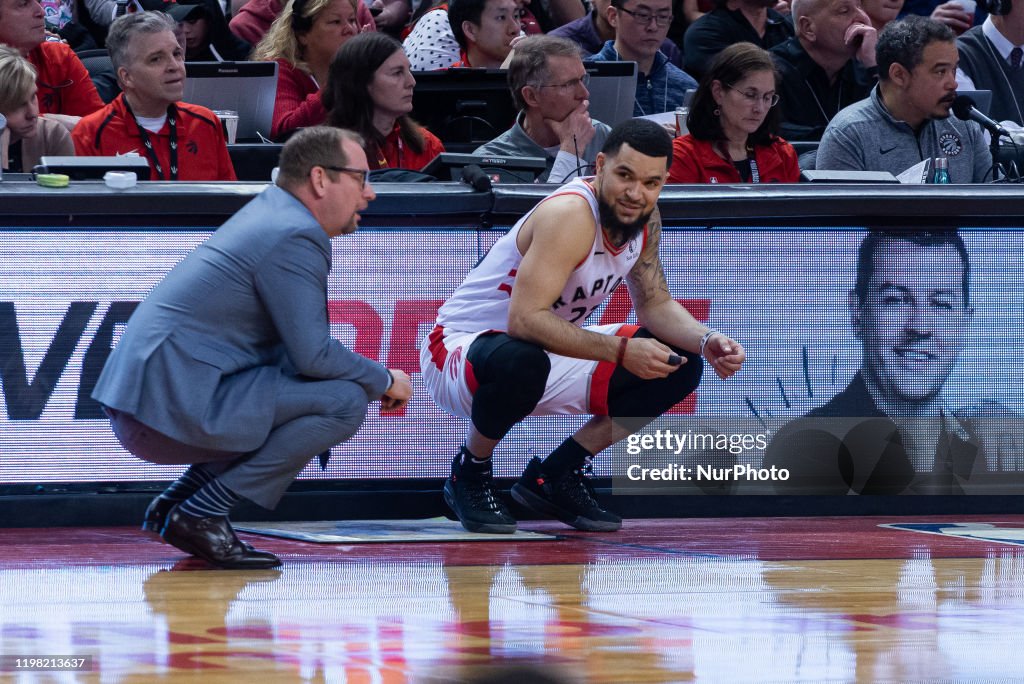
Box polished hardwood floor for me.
[2,516,1024,682]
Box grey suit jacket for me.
[92,185,391,451]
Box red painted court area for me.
[3,516,1024,682]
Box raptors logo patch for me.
[938,132,963,157]
[448,346,463,381]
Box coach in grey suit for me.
[93,126,413,569]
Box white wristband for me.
[699,330,719,357]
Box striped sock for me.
[160,465,216,502]
[178,479,241,519]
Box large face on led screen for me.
[853,235,973,406]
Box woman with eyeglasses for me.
[253,0,369,140]
[323,33,445,171]
[668,42,799,184]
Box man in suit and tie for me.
[93,126,413,569]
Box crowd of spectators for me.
[0,0,1021,183]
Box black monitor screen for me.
[411,69,517,152]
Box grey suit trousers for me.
[108,374,370,509]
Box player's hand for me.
[380,369,413,413]
[702,334,745,380]
[548,100,597,154]
[845,22,877,66]
[773,0,790,14]
[621,337,684,379]
[930,2,974,33]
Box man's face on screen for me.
[853,237,973,405]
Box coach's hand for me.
[621,337,683,379]
[380,369,413,413]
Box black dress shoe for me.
[142,495,177,534]
[162,507,281,569]
[143,495,255,551]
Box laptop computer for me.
[183,61,278,143]
[584,61,638,127]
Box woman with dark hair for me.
[668,42,799,184]
[323,32,444,170]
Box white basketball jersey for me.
[436,177,647,333]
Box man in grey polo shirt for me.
[475,35,611,183]
[816,15,992,183]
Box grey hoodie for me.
[816,85,992,183]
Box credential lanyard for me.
[125,99,178,181]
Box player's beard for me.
[597,195,651,247]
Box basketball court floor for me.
[3,515,1024,682]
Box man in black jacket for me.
[770,0,878,140]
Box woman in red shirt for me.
[669,43,799,184]
[252,0,368,140]
[323,33,445,171]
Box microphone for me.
[461,164,492,192]
[952,95,1009,138]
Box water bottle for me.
[932,157,950,184]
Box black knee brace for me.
[607,328,703,418]
[466,333,551,440]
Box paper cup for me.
[213,110,239,145]
[674,107,690,136]
[951,0,976,14]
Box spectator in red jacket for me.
[252,0,368,140]
[0,0,103,126]
[669,42,799,184]
[230,0,376,46]
[73,12,236,181]
[323,32,444,170]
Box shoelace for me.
[558,462,600,508]
[465,478,505,512]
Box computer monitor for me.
[411,69,518,153]
[183,61,278,143]
[227,143,282,182]
[36,156,152,181]
[584,60,638,127]
[420,152,547,183]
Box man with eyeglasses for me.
[92,126,413,569]
[474,36,612,183]
[550,0,684,68]
[769,0,879,141]
[589,0,699,116]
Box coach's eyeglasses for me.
[322,165,369,189]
